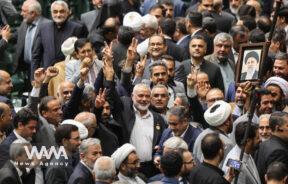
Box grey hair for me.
[151,84,169,96]
[79,138,101,154]
[175,93,189,108]
[83,84,95,94]
[28,0,42,15]
[51,0,69,12]
[258,114,271,123]
[132,83,150,95]
[9,139,31,161]
[142,14,158,30]
[213,32,233,46]
[166,106,188,122]
[163,137,188,150]
[94,156,116,181]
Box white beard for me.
[134,102,150,111]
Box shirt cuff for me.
[30,87,40,97]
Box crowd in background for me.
[0,0,287,183]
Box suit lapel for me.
[6,161,22,184]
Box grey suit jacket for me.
[0,0,17,25]
[13,16,50,73]
[80,9,100,33]
[0,161,22,184]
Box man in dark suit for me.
[0,140,32,184]
[80,0,103,33]
[159,18,189,63]
[0,108,38,169]
[174,17,190,54]
[32,0,87,79]
[68,138,101,184]
[255,112,288,184]
[182,35,225,92]
[74,112,119,156]
[185,11,213,55]
[157,106,202,153]
[14,0,50,84]
[45,124,81,184]
[104,62,166,178]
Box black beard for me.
[218,57,228,63]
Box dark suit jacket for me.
[182,59,225,92]
[157,124,202,154]
[13,16,50,73]
[45,155,75,184]
[255,135,288,184]
[0,161,22,184]
[177,35,190,55]
[165,38,189,62]
[67,162,94,184]
[104,80,167,149]
[32,20,87,79]
[93,123,119,156]
[0,132,17,169]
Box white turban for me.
[61,119,88,139]
[264,76,288,98]
[123,12,143,32]
[61,37,77,56]
[204,100,232,127]
[111,143,136,169]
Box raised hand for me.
[95,88,106,108]
[135,55,147,78]
[81,57,93,68]
[126,37,138,63]
[33,68,45,87]
[1,25,11,41]
[43,66,59,83]
[103,53,115,81]
[102,41,113,62]
[80,67,89,82]
[187,73,197,89]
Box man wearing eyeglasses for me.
[111,143,146,184]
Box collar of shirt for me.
[133,105,152,119]
[10,160,23,177]
[163,34,172,40]
[177,35,189,45]
[191,28,202,36]
[80,160,93,173]
[172,124,189,138]
[13,130,29,142]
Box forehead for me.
[62,83,74,89]
[266,85,281,92]
[88,144,102,151]
[167,114,179,121]
[134,87,150,94]
[79,43,93,50]
[152,65,167,73]
[26,120,38,126]
[190,38,205,45]
[183,151,192,160]
[207,90,223,98]
[150,36,164,44]
[197,73,209,80]
[215,40,232,45]
[274,59,288,66]
[259,117,269,125]
[152,87,168,94]
[128,152,138,160]
[47,99,60,108]
[51,3,67,11]
[70,131,80,137]
[202,0,213,4]
[261,94,273,101]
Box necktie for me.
[24,24,35,63]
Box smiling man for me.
[32,0,87,79]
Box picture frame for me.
[235,42,266,85]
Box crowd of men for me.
[0,0,288,183]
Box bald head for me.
[57,81,75,103]
[0,102,12,130]
[93,156,116,182]
[75,112,97,137]
[0,70,13,96]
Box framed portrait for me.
[235,43,266,84]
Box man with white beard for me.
[224,0,243,18]
[105,74,167,178]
